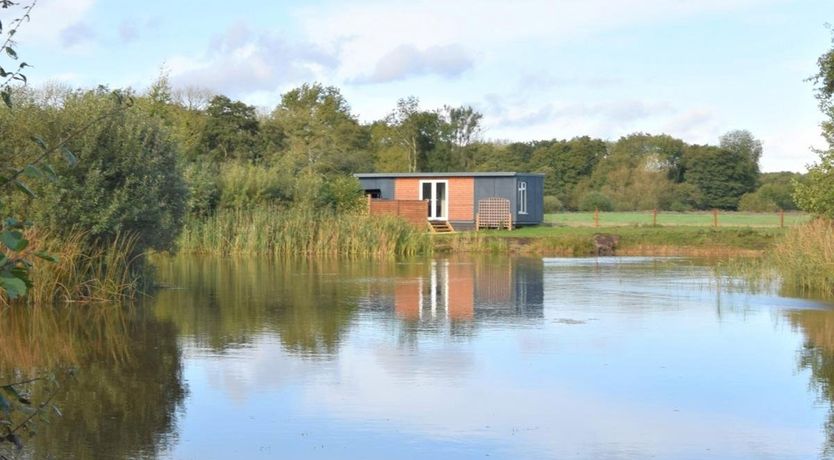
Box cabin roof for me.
[354,172,544,178]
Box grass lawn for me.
[545,211,810,228]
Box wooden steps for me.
[428,220,455,233]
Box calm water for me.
[3,255,834,459]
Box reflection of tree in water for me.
[0,305,185,459]
[788,309,834,458]
[152,256,367,356]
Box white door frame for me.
[419,180,449,221]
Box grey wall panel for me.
[516,175,543,224]
[474,177,518,221]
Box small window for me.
[518,181,528,214]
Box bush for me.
[578,191,613,212]
[184,161,220,217]
[33,91,187,253]
[543,195,563,213]
[315,175,364,213]
[217,162,294,210]
[668,201,691,212]
[738,191,779,212]
[662,183,702,211]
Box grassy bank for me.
[179,208,431,257]
[434,225,783,256]
[547,211,809,228]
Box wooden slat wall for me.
[369,199,428,227]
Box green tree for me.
[379,97,450,172]
[199,95,261,162]
[267,83,371,175]
[795,31,834,218]
[683,144,758,209]
[720,129,763,166]
[440,105,482,170]
[529,136,606,203]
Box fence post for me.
[653,208,657,226]
[712,208,719,228]
[594,208,599,228]
[367,194,372,215]
[780,209,785,228]
[475,213,480,232]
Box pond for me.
[3,255,834,459]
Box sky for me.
[7,0,834,172]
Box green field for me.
[545,211,810,228]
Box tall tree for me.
[267,83,370,175]
[199,95,261,162]
[440,105,482,170]
[683,144,758,209]
[378,97,450,172]
[719,130,763,168]
[794,32,834,218]
[384,96,422,172]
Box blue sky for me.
[9,0,834,171]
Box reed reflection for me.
[788,308,834,458]
[0,305,185,460]
[151,256,369,356]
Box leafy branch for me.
[0,0,35,108]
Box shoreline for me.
[431,226,780,258]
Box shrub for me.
[578,191,613,212]
[543,195,563,213]
[315,175,365,213]
[184,161,220,217]
[217,161,294,210]
[32,91,187,254]
[738,191,779,212]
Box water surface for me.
[4,255,834,459]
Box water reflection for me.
[5,255,834,459]
[787,309,834,458]
[391,257,543,323]
[0,305,185,459]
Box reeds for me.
[178,207,432,257]
[770,218,834,295]
[0,230,144,306]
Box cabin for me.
[354,172,544,231]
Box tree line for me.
[139,76,800,214]
[0,77,804,255]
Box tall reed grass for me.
[770,218,834,295]
[0,230,144,306]
[178,207,431,257]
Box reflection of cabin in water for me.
[394,258,543,322]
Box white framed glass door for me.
[420,180,448,220]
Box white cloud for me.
[297,0,785,82]
[354,44,474,84]
[59,21,95,48]
[14,0,96,46]
[167,22,339,97]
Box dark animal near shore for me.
[593,234,620,256]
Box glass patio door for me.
[420,180,448,220]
